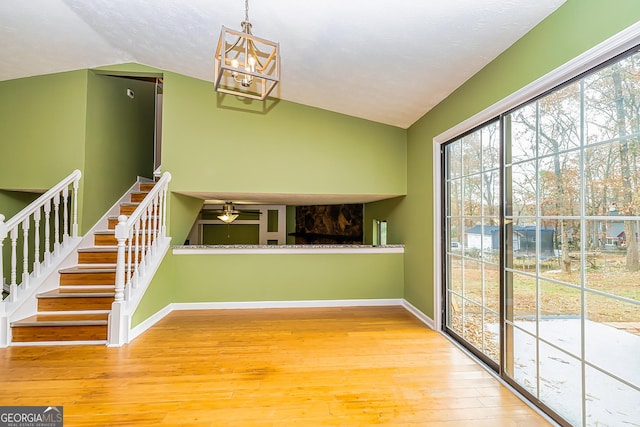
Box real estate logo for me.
[0,406,63,427]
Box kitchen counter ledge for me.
[172,244,404,255]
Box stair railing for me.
[0,170,81,303]
[109,172,171,345]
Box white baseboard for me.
[128,304,173,342]
[171,298,404,311]
[402,299,435,329]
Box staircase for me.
[9,182,156,344]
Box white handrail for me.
[114,172,171,303]
[0,169,81,302]
[109,172,171,346]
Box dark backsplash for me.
[292,204,363,244]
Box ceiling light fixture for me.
[214,0,280,100]
[217,202,239,224]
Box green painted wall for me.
[132,251,404,327]
[0,71,87,192]
[83,72,156,231]
[363,197,406,245]
[0,68,157,235]
[168,193,203,245]
[202,224,259,244]
[403,0,640,318]
[161,72,407,198]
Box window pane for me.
[484,262,500,313]
[447,178,462,217]
[510,271,537,321]
[484,310,500,362]
[509,103,537,164]
[539,280,581,357]
[539,341,583,426]
[447,291,463,336]
[447,217,463,253]
[482,170,500,217]
[585,291,640,389]
[447,140,462,179]
[540,219,581,286]
[539,150,581,217]
[510,160,537,217]
[462,133,482,176]
[482,121,501,171]
[504,323,537,396]
[585,55,640,145]
[463,259,482,305]
[585,365,640,426]
[585,220,640,302]
[463,174,482,216]
[447,254,463,294]
[538,83,581,156]
[462,298,484,351]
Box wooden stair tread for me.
[12,313,109,327]
[78,247,118,252]
[139,182,156,191]
[38,289,115,298]
[95,230,154,235]
[60,265,116,273]
[9,179,161,345]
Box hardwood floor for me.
[0,306,551,426]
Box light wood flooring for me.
[0,306,551,426]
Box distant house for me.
[465,225,500,251]
[605,222,625,247]
[465,225,555,256]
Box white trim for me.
[432,21,640,333]
[171,299,404,311]
[402,299,435,330]
[173,246,404,255]
[10,340,107,347]
[127,304,173,342]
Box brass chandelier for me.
[214,0,280,100]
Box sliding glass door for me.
[443,48,640,426]
[444,121,501,366]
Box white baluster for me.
[151,197,158,255]
[9,227,18,302]
[126,227,133,291]
[53,192,60,256]
[62,185,69,243]
[133,220,140,288]
[146,204,153,256]
[21,218,30,288]
[44,200,51,267]
[114,215,128,303]
[161,185,168,238]
[72,178,79,238]
[33,209,41,277]
[140,212,147,277]
[0,214,6,294]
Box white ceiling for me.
[1,0,566,129]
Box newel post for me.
[109,215,129,346]
[114,215,128,302]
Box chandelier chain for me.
[244,0,249,23]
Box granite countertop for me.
[174,244,404,249]
[172,244,404,254]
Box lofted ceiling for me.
[1,0,566,129]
